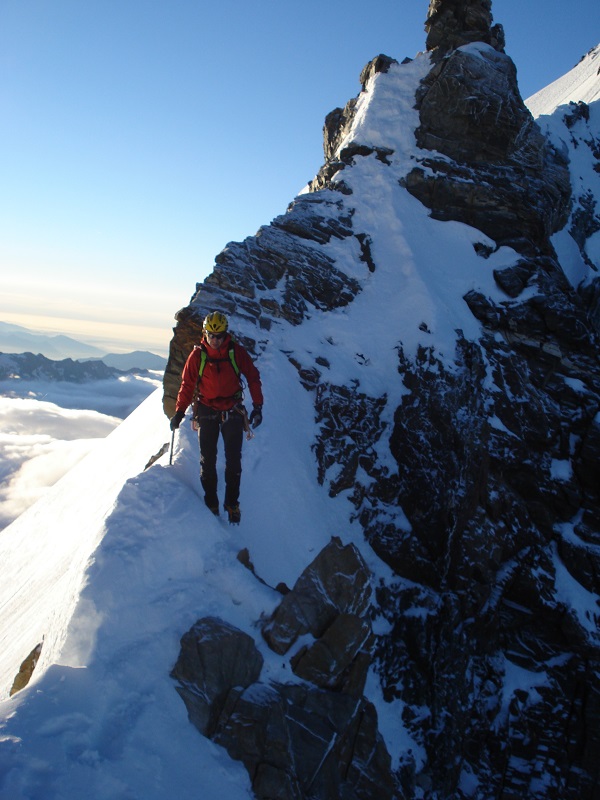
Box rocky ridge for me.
[165,2,600,798]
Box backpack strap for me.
[198,347,208,378]
[198,342,240,378]
[228,343,240,377]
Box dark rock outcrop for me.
[560,100,600,334]
[9,642,43,697]
[289,612,373,694]
[162,192,364,416]
[171,616,264,737]
[171,540,400,800]
[262,536,372,655]
[404,42,571,252]
[424,0,505,55]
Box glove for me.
[170,410,185,430]
[249,404,263,428]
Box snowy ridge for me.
[0,366,406,797]
[298,52,522,372]
[526,43,600,117]
[334,56,430,168]
[526,42,600,289]
[0,391,170,696]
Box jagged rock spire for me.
[407,0,570,256]
[425,0,505,54]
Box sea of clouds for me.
[0,373,161,530]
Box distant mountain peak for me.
[0,321,167,370]
[0,321,105,360]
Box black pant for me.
[197,403,244,507]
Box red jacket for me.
[175,334,263,413]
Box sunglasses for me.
[205,331,225,340]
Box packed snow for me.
[1,42,599,799]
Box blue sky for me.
[0,0,598,355]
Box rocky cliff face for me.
[165,1,600,798]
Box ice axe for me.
[236,405,255,441]
[169,428,175,465]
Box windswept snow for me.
[0,390,172,697]
[526,44,600,116]
[526,43,600,290]
[335,56,430,164]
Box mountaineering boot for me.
[205,496,219,516]
[224,503,241,525]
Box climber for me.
[170,310,263,524]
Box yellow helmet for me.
[203,311,228,334]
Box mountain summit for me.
[2,1,600,798]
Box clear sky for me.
[1,0,598,356]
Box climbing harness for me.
[192,404,254,440]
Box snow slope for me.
[0,376,402,799]
[526,43,600,287]
[526,44,600,116]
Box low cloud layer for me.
[0,373,160,419]
[0,374,161,530]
